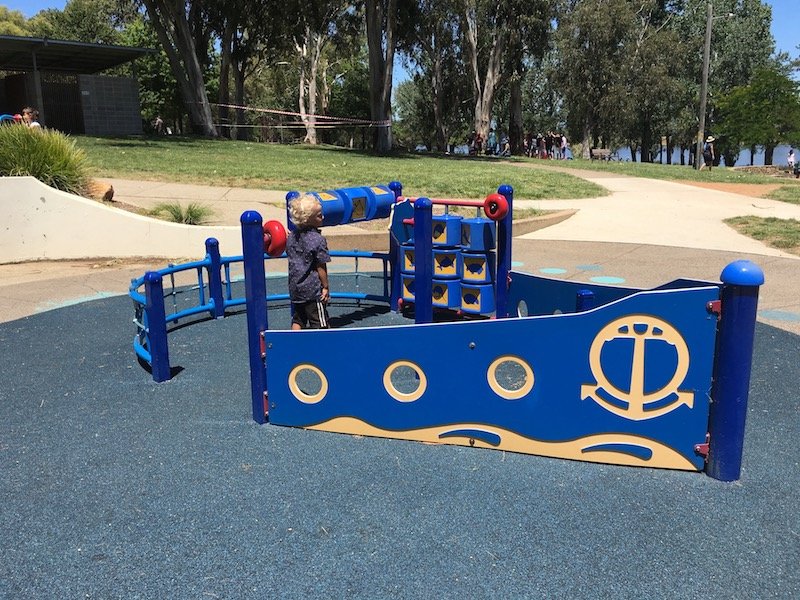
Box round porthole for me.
[383,360,427,402]
[517,300,529,317]
[487,355,534,400]
[288,364,328,404]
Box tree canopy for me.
[3,0,796,161]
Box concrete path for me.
[107,174,800,258]
[515,173,800,258]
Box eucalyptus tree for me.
[117,15,184,132]
[672,0,774,166]
[209,0,291,140]
[365,0,398,153]
[502,0,552,154]
[458,0,516,142]
[552,0,632,157]
[615,0,685,162]
[0,7,32,36]
[27,0,128,44]
[291,1,360,144]
[327,49,372,148]
[395,0,461,152]
[140,0,217,136]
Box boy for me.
[286,194,331,329]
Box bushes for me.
[149,202,215,225]
[0,125,90,195]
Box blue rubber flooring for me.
[1,290,798,599]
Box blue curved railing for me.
[130,237,390,381]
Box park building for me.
[0,34,151,135]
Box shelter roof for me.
[0,35,152,74]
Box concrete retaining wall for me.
[1,177,244,264]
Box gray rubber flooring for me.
[1,288,798,599]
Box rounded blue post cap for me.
[720,260,765,286]
[285,191,300,201]
[144,270,162,283]
[498,184,513,196]
[416,196,432,209]
[240,210,263,225]
[205,237,219,247]
[388,181,403,194]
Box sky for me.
[3,0,799,63]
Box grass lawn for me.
[74,136,605,201]
[529,154,794,184]
[72,136,800,250]
[725,216,800,256]
[765,184,800,204]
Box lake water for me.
[617,143,794,167]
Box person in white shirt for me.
[21,106,41,128]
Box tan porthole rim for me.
[288,363,329,404]
[383,360,428,402]
[487,355,535,400]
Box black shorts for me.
[292,300,330,329]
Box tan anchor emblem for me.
[581,315,694,420]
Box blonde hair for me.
[288,193,322,228]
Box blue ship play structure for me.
[131,181,765,482]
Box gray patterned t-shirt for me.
[286,228,331,302]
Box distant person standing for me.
[152,114,165,135]
[789,148,799,179]
[21,107,41,128]
[486,128,497,156]
[701,136,715,171]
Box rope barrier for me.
[211,102,390,127]
[213,122,376,129]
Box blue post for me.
[285,191,300,232]
[496,184,513,318]
[414,197,433,324]
[205,238,225,318]
[144,271,171,383]
[576,289,595,312]
[388,181,403,311]
[707,260,765,481]
[388,180,403,199]
[241,211,269,424]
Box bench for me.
[590,148,612,161]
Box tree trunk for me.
[721,147,737,168]
[431,52,447,152]
[218,19,234,139]
[764,145,774,166]
[297,27,325,145]
[233,61,247,141]
[142,0,217,137]
[640,123,652,163]
[581,120,591,159]
[463,5,506,142]
[509,73,523,155]
[366,0,396,154]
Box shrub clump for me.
[149,202,215,225]
[0,124,90,195]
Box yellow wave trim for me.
[306,417,698,471]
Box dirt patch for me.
[676,181,784,198]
